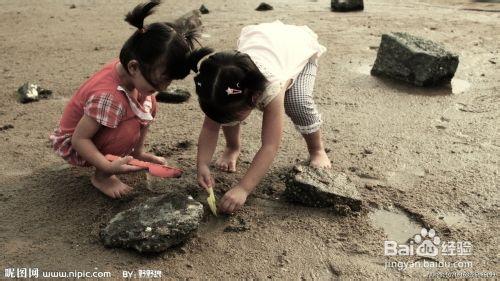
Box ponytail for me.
[124,0,160,30]
[120,0,213,84]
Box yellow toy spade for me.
[207,187,217,216]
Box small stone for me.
[371,32,459,87]
[284,165,362,212]
[17,82,52,103]
[223,225,250,233]
[176,140,193,150]
[0,124,14,131]
[199,4,209,14]
[256,2,273,11]
[331,0,364,12]
[100,194,204,253]
[156,88,191,103]
[69,4,76,9]
[363,148,373,154]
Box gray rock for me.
[284,165,362,212]
[331,0,364,12]
[100,194,203,253]
[156,88,191,103]
[17,82,52,103]
[174,10,202,32]
[371,32,459,87]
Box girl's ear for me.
[127,60,140,75]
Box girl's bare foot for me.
[309,150,332,169]
[91,170,132,198]
[215,147,240,172]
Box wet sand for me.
[0,0,498,279]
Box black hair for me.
[120,0,212,90]
[193,51,268,124]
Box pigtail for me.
[187,47,214,73]
[125,0,161,30]
[167,22,202,51]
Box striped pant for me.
[285,61,322,134]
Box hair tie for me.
[196,52,215,73]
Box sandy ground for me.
[0,0,498,279]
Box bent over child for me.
[193,20,331,213]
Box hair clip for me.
[226,87,242,95]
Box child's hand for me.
[219,186,249,214]
[197,165,215,190]
[106,156,147,174]
[133,151,167,165]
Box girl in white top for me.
[193,21,331,214]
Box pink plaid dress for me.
[49,60,157,166]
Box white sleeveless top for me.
[237,20,326,110]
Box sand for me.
[0,0,498,279]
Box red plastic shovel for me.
[104,154,183,178]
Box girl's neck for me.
[115,62,135,93]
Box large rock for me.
[331,0,364,12]
[100,194,203,253]
[284,165,362,212]
[371,32,459,86]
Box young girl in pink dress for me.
[50,1,211,198]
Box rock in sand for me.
[174,10,202,31]
[331,0,364,12]
[156,88,191,103]
[199,4,209,14]
[17,82,52,103]
[256,2,273,11]
[284,165,362,212]
[100,194,203,253]
[371,32,459,87]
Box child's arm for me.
[71,115,145,174]
[197,116,221,189]
[131,125,166,165]
[219,92,285,213]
